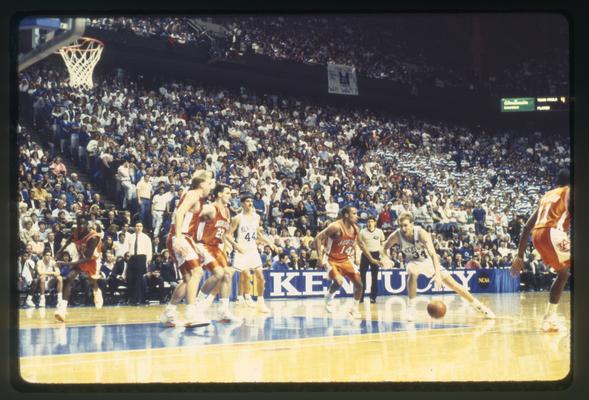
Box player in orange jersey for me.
[160,170,213,328]
[194,183,242,322]
[314,205,383,318]
[54,214,102,322]
[511,169,571,332]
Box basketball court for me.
[18,292,570,383]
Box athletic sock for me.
[220,298,229,313]
[166,303,177,312]
[196,291,208,303]
[545,302,558,317]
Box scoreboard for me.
[500,96,568,112]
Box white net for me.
[58,37,104,90]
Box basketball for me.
[427,300,447,319]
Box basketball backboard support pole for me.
[18,17,86,72]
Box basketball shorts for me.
[166,234,201,274]
[232,249,263,271]
[197,243,229,272]
[406,258,451,279]
[532,227,570,271]
[79,259,99,278]
[325,257,360,281]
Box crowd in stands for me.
[86,16,568,96]
[17,61,569,305]
[86,17,202,45]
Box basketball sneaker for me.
[93,289,103,310]
[404,307,415,322]
[54,302,67,322]
[25,296,35,308]
[245,296,255,308]
[324,297,336,313]
[39,295,46,308]
[236,296,245,305]
[257,301,271,313]
[541,314,566,333]
[218,309,242,323]
[471,301,496,319]
[184,305,210,328]
[349,307,361,319]
[160,308,183,328]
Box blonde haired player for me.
[381,211,495,321]
[314,205,382,318]
[160,170,213,328]
[228,193,279,313]
[511,169,571,332]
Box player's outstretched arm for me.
[226,215,244,253]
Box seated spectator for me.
[271,253,290,271]
[464,254,481,269]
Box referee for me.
[359,217,385,303]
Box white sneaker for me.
[185,307,210,328]
[218,309,242,323]
[160,309,183,328]
[93,289,103,310]
[471,301,495,319]
[245,296,256,308]
[404,307,416,322]
[257,302,271,313]
[25,297,35,308]
[236,297,245,305]
[325,297,336,313]
[39,296,46,308]
[541,314,565,333]
[349,307,361,319]
[54,303,67,322]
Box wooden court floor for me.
[18,292,571,383]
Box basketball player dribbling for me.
[381,211,495,321]
[511,169,571,332]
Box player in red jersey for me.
[54,214,102,322]
[160,170,213,328]
[314,205,382,318]
[194,183,242,322]
[511,169,571,332]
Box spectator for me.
[126,222,152,305]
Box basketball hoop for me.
[58,37,104,90]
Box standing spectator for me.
[151,185,170,238]
[117,159,136,210]
[136,173,153,230]
[126,222,153,305]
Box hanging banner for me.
[327,63,358,95]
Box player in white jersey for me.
[381,211,495,321]
[228,193,279,313]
